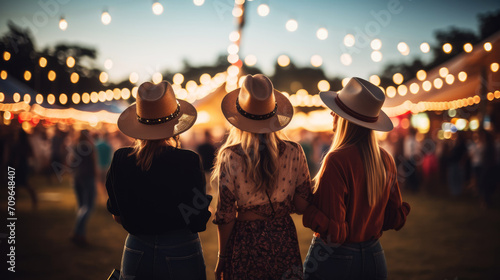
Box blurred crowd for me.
[1,122,499,212]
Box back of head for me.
[315,117,387,206]
[213,127,282,195]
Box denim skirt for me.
[303,236,387,280]
[120,229,206,280]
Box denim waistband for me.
[129,229,199,248]
[314,235,380,252]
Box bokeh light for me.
[371,51,382,62]
[420,42,430,53]
[286,19,298,32]
[371,39,382,50]
[344,34,355,47]
[316,28,328,40]
[257,4,270,17]
[277,55,290,67]
[340,53,352,66]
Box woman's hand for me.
[215,257,226,280]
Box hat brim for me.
[319,91,394,132]
[117,99,197,140]
[221,88,294,133]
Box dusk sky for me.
[1,0,499,84]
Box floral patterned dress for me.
[214,140,312,280]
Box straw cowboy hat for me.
[118,81,197,140]
[221,74,293,133]
[320,77,393,132]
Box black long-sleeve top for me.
[106,146,212,235]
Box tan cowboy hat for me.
[117,81,197,140]
[320,77,393,132]
[221,74,293,133]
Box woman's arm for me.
[302,154,349,244]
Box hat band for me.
[335,96,378,123]
[137,101,180,125]
[236,97,277,120]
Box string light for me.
[286,19,298,32]
[173,73,184,84]
[24,70,32,81]
[310,55,323,67]
[386,86,396,98]
[344,34,355,47]
[277,55,290,67]
[420,42,430,53]
[36,94,43,104]
[104,59,113,70]
[443,43,452,53]
[397,85,407,96]
[66,56,75,68]
[244,55,257,66]
[458,71,467,82]
[464,43,473,53]
[229,31,240,42]
[439,67,449,78]
[491,62,499,72]
[445,74,455,85]
[257,4,270,17]
[392,73,404,85]
[409,83,419,94]
[371,51,382,62]
[317,80,330,91]
[23,94,31,104]
[369,75,380,86]
[397,42,410,55]
[39,57,47,68]
[59,93,68,105]
[59,17,68,30]
[152,72,163,84]
[70,72,79,84]
[316,28,328,40]
[433,78,443,89]
[340,53,352,66]
[484,42,492,51]
[101,11,112,25]
[13,93,20,103]
[193,0,205,6]
[99,72,108,83]
[416,70,426,81]
[129,72,139,84]
[232,7,243,17]
[422,81,432,91]
[72,93,80,104]
[48,70,56,81]
[3,51,10,61]
[152,1,164,15]
[370,39,382,50]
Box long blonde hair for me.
[129,137,179,171]
[313,116,386,206]
[212,127,283,194]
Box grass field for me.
[3,174,500,280]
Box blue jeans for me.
[74,177,96,237]
[303,236,387,280]
[120,230,206,280]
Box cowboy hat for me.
[320,77,393,132]
[221,74,293,133]
[118,81,197,140]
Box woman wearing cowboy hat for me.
[106,81,212,280]
[302,77,411,280]
[213,74,312,280]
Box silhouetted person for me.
[448,132,467,196]
[197,129,216,173]
[70,130,97,246]
[11,129,37,209]
[478,130,496,208]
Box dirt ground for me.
[2,174,500,280]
